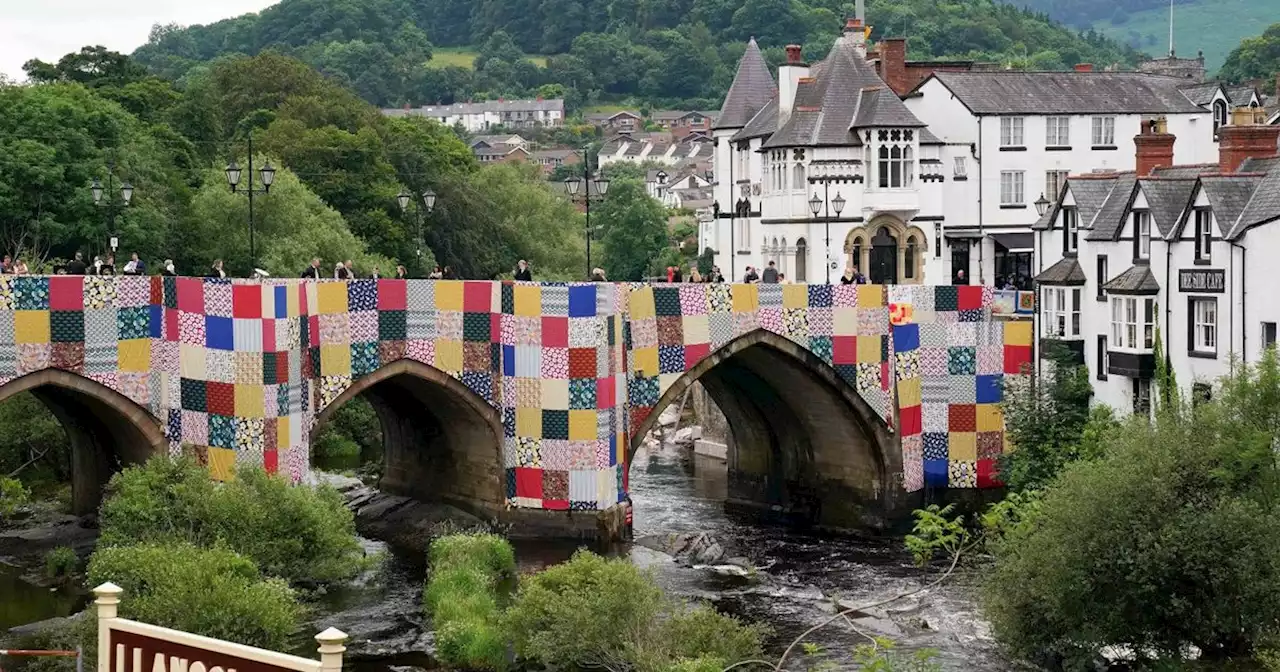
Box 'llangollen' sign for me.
[93,584,346,672]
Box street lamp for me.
[810,174,845,284]
[1034,192,1051,217]
[226,131,275,274]
[565,158,610,279]
[397,189,437,263]
[90,159,134,254]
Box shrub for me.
[424,533,514,671]
[428,532,516,578]
[0,392,69,494]
[99,457,364,585]
[984,351,1280,666]
[44,546,78,579]
[1,475,30,518]
[313,432,360,460]
[999,342,1099,491]
[87,542,300,650]
[503,550,766,672]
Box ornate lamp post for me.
[564,162,610,279]
[225,132,276,274]
[808,181,846,284]
[1034,193,1051,217]
[397,189,437,266]
[91,159,134,254]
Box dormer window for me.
[875,129,915,189]
[1213,100,1228,135]
[1193,208,1212,263]
[1061,206,1079,255]
[1133,210,1151,260]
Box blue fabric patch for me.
[924,459,950,487]
[893,323,920,352]
[568,285,597,317]
[205,315,233,350]
[976,374,1003,404]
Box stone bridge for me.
[0,275,1031,536]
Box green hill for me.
[132,0,1145,111]
[1091,0,1274,73]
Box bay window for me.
[1110,295,1156,350]
[1042,286,1082,338]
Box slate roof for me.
[1200,176,1262,236]
[1085,174,1138,241]
[1137,178,1195,237]
[731,99,778,141]
[1102,264,1160,294]
[1031,199,1057,230]
[1151,164,1217,178]
[1228,171,1280,238]
[1035,257,1087,285]
[1067,178,1120,233]
[1226,85,1260,106]
[926,71,1207,115]
[919,127,944,144]
[715,39,777,130]
[1178,82,1222,106]
[763,30,924,149]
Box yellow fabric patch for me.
[516,407,542,436]
[948,432,978,461]
[15,310,49,344]
[1005,320,1033,347]
[514,285,542,317]
[320,344,351,376]
[857,335,881,363]
[207,447,237,481]
[569,410,597,440]
[317,282,348,315]
[435,281,464,311]
[897,377,922,407]
[628,287,656,320]
[977,404,1004,432]
[632,346,659,376]
[277,417,290,451]
[857,284,884,308]
[117,338,151,372]
[235,384,265,418]
[731,283,759,313]
[435,339,463,371]
[782,284,808,309]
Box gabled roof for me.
[1035,257,1087,285]
[1226,84,1261,106]
[921,71,1206,115]
[763,30,924,149]
[1103,265,1160,294]
[714,39,776,130]
[731,99,778,142]
[1228,170,1280,238]
[1136,178,1195,237]
[1200,176,1262,236]
[1178,81,1223,106]
[1067,177,1119,232]
[1085,174,1138,241]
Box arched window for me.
[1213,99,1228,133]
[780,237,788,276]
[796,238,807,282]
[852,236,864,272]
[905,236,917,280]
[904,145,914,187]
[877,146,890,188]
[792,163,805,191]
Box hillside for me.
[998,0,1272,72]
[133,0,1144,111]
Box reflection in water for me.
[0,563,86,632]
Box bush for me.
[98,457,364,585]
[503,550,766,672]
[1,475,30,519]
[999,342,1100,491]
[0,393,69,495]
[984,351,1280,666]
[424,533,515,671]
[314,397,381,463]
[87,542,300,650]
[44,546,78,579]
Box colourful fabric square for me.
[684,342,710,369]
[181,377,207,412]
[656,315,683,346]
[235,384,265,419]
[351,342,378,376]
[542,316,568,347]
[731,284,758,312]
[949,460,977,487]
[568,410,596,440]
[346,279,376,312]
[514,285,542,317]
[233,284,262,318]
[977,432,1003,459]
[899,404,922,435]
[50,311,84,343]
[463,312,491,342]
[463,341,489,371]
[205,316,233,350]
[567,348,596,379]
[856,335,881,363]
[957,286,984,311]
[893,323,919,352]
[948,404,977,432]
[463,281,491,312]
[1003,345,1032,374]
[12,277,49,311]
[857,284,884,308]
[833,335,857,364]
[948,432,977,460]
[207,381,235,416]
[569,379,597,410]
[976,374,1003,404]
[977,459,1001,488]
[922,432,948,459]
[14,311,49,344]
[49,277,83,311]
[117,306,149,340]
[374,279,406,310]
[924,459,949,487]
[808,284,834,308]
[436,339,463,371]
[976,404,1003,432]
[542,409,569,440]
[317,282,348,314]
[320,344,352,376]
[118,338,150,372]
[658,345,684,374]
[209,414,236,449]
[51,342,84,371]
[947,346,976,375]
[653,286,681,316]
[1005,320,1033,347]
[568,285,597,317]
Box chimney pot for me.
[844,17,863,32]
[785,45,803,64]
[1074,63,1094,72]
[1218,124,1280,174]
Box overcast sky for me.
[0,0,279,80]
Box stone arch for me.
[845,217,930,284]
[0,370,167,515]
[312,358,504,518]
[628,330,900,530]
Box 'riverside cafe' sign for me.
[92,584,347,672]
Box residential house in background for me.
[383,98,564,132]
[1178,80,1263,136]
[470,134,530,152]
[1032,117,1280,417]
[598,132,713,167]
[646,167,713,206]
[530,149,581,175]
[474,144,530,164]
[585,110,643,135]
[652,111,718,139]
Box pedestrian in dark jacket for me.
[514,260,532,281]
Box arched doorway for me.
[312,359,504,519]
[0,370,167,515]
[795,238,808,282]
[627,330,899,530]
[869,226,898,284]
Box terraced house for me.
[1033,112,1280,415]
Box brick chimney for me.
[844,17,867,56]
[878,38,908,95]
[778,44,810,127]
[1134,119,1175,176]
[1074,63,1094,72]
[1219,122,1280,173]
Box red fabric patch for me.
[50,276,84,310]
[463,281,492,312]
[261,319,276,352]
[150,276,163,305]
[514,467,543,499]
[832,335,857,364]
[948,404,977,432]
[630,405,652,435]
[977,459,1002,488]
[958,285,984,311]
[263,449,278,475]
[568,347,597,378]
[684,342,710,369]
[206,381,235,416]
[165,308,180,342]
[491,312,502,343]
[542,317,568,347]
[177,278,204,313]
[309,315,321,347]
[377,279,407,310]
[899,404,922,436]
[1003,344,1032,374]
[542,498,570,510]
[232,284,262,318]
[276,351,290,383]
[597,377,614,409]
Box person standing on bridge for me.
[590,267,607,282]
[709,266,724,283]
[162,260,177,276]
[514,260,532,281]
[208,259,226,278]
[301,258,322,279]
[65,252,87,276]
[396,265,409,279]
[761,260,779,283]
[743,266,759,283]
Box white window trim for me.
[1192,297,1218,355]
[1042,286,1082,339]
[1000,117,1025,147]
[1045,170,1069,203]
[1092,116,1116,146]
[1109,295,1156,352]
[1000,170,1025,206]
[1065,207,1079,254]
[1135,210,1151,259]
[1046,116,1070,146]
[1195,209,1212,262]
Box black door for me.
[951,239,971,284]
[869,227,898,284]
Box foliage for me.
[313,394,381,463]
[463,163,586,280]
[129,0,1142,111]
[595,178,671,281]
[851,638,942,671]
[1220,22,1280,83]
[44,546,78,580]
[424,533,516,671]
[904,504,971,566]
[98,457,364,585]
[999,342,1103,491]
[87,542,300,650]
[0,475,31,519]
[503,550,767,672]
[2,614,97,672]
[0,393,67,494]
[983,348,1280,666]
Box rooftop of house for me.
[921,71,1207,115]
[714,38,777,130]
[390,99,564,117]
[531,149,578,160]
[471,134,527,147]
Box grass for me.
[423,533,516,671]
[427,47,548,70]
[1092,0,1274,73]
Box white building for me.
[598,133,712,167]
[1033,117,1280,415]
[711,18,1221,287]
[383,99,564,132]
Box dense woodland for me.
[130,0,1144,110]
[999,0,1269,30]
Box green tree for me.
[469,162,586,280]
[1220,23,1280,83]
[23,46,149,88]
[984,349,1280,666]
[595,177,669,281]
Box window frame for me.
[1096,254,1108,301]
[1062,206,1079,254]
[1133,210,1151,260]
[1045,116,1070,147]
[1042,286,1082,339]
[1194,208,1212,263]
[1045,170,1069,204]
[1091,115,1116,146]
[1110,295,1156,351]
[1096,335,1108,380]
[1190,297,1218,357]
[1000,116,1025,148]
[1264,321,1277,351]
[1000,170,1025,206]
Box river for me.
[1,442,1005,671]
